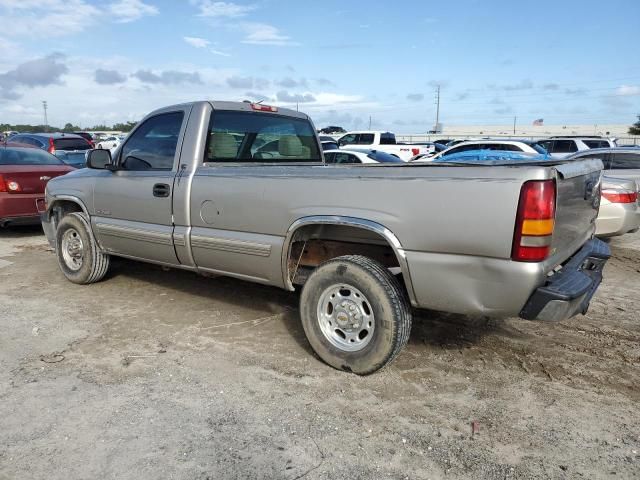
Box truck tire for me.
[299,255,412,375]
[55,212,110,284]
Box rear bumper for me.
[520,238,610,321]
[0,192,45,226]
[595,202,640,237]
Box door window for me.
[610,153,640,170]
[119,112,184,170]
[551,140,578,153]
[338,134,357,146]
[356,133,375,145]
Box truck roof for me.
[147,100,309,120]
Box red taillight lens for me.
[251,103,278,112]
[48,137,55,154]
[512,179,556,262]
[602,189,638,204]
[0,175,6,193]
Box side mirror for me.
[86,149,113,170]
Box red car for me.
[0,146,74,227]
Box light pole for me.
[42,101,48,132]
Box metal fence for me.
[395,134,640,146]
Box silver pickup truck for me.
[41,101,610,374]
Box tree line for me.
[1,121,138,133]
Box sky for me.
[0,0,639,133]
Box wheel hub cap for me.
[61,228,84,271]
[317,284,375,352]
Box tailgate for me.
[551,159,602,262]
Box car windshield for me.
[530,143,549,154]
[0,147,63,165]
[206,111,321,163]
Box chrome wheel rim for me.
[61,228,84,271]
[317,284,375,352]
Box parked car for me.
[8,133,92,168]
[537,137,617,158]
[73,132,95,148]
[319,126,346,134]
[0,146,74,227]
[96,136,121,151]
[336,131,432,161]
[565,148,640,185]
[41,100,609,374]
[417,140,548,161]
[596,176,640,238]
[323,149,405,164]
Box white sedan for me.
[323,148,405,164]
[96,136,121,151]
[414,140,548,161]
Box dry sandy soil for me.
[0,227,638,479]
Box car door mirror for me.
[86,148,113,169]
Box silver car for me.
[566,148,640,184]
[596,176,640,237]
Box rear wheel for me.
[55,213,110,284]
[299,255,412,375]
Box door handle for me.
[153,183,170,197]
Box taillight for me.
[601,189,638,204]
[512,180,556,262]
[48,137,55,154]
[251,103,278,112]
[0,175,5,193]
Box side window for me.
[324,152,336,164]
[339,134,357,146]
[333,153,361,164]
[610,153,640,170]
[379,133,395,145]
[120,112,184,170]
[357,134,374,145]
[538,140,552,152]
[583,140,609,149]
[552,140,578,153]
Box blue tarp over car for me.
[435,149,553,165]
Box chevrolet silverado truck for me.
[41,101,610,374]
[336,131,433,160]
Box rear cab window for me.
[205,111,321,163]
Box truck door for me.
[91,106,191,265]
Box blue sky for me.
[0,0,639,132]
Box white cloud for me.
[193,1,255,18]
[0,0,99,37]
[184,36,210,48]
[240,22,298,46]
[616,85,640,97]
[109,0,158,23]
[210,49,231,57]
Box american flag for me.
[532,118,544,126]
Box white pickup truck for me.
[336,131,433,161]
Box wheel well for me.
[48,200,84,228]
[286,223,403,287]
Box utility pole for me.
[434,85,440,132]
[513,116,516,135]
[368,115,372,129]
[42,100,48,132]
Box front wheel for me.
[299,255,412,375]
[55,212,110,284]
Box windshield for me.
[205,111,321,163]
[0,147,63,165]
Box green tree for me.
[62,122,80,132]
[629,115,640,136]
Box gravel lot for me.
[1,227,638,479]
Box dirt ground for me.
[0,226,638,480]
